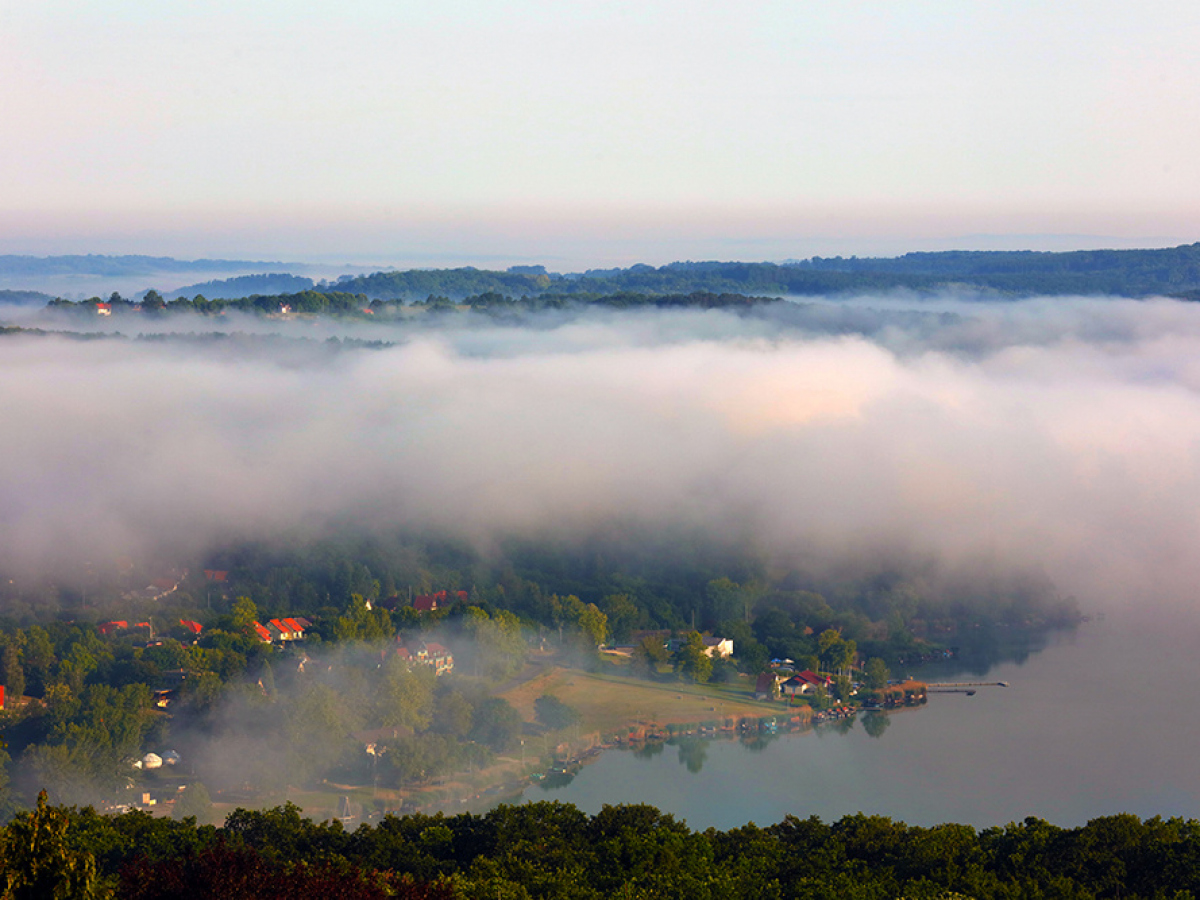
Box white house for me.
[702,636,734,658]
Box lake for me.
[516,611,1200,829]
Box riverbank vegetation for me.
[0,529,1080,818]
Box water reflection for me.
[740,733,778,753]
[674,737,708,773]
[862,711,890,739]
[633,741,664,761]
[827,717,856,737]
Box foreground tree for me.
[0,791,106,900]
[119,840,453,900]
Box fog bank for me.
[4,295,1200,609]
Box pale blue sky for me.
[2,1,1198,266]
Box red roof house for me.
[782,670,835,696]
[413,589,468,612]
[267,618,305,641]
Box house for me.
[267,618,306,642]
[396,640,454,675]
[252,622,273,643]
[702,636,734,658]
[204,570,228,582]
[96,302,111,316]
[754,672,779,701]
[179,619,203,636]
[0,684,5,710]
[781,670,835,696]
[413,594,439,613]
[663,633,732,657]
[422,642,454,675]
[412,589,468,612]
[100,620,128,636]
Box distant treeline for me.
[42,289,783,318]
[0,325,394,353]
[10,246,1200,304]
[6,796,1200,899]
[323,244,1200,300]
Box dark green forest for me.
[3,793,1199,899]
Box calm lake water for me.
[516,611,1200,829]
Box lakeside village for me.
[0,589,959,827]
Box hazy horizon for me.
[5,3,1200,264]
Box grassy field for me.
[499,665,791,738]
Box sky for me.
[2,1,1199,267]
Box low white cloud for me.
[4,296,1200,608]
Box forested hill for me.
[9,244,1200,302]
[0,255,283,277]
[0,289,52,306]
[164,273,315,300]
[793,242,1200,294]
[326,243,1200,300]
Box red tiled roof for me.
[795,670,833,686]
[414,589,466,611]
